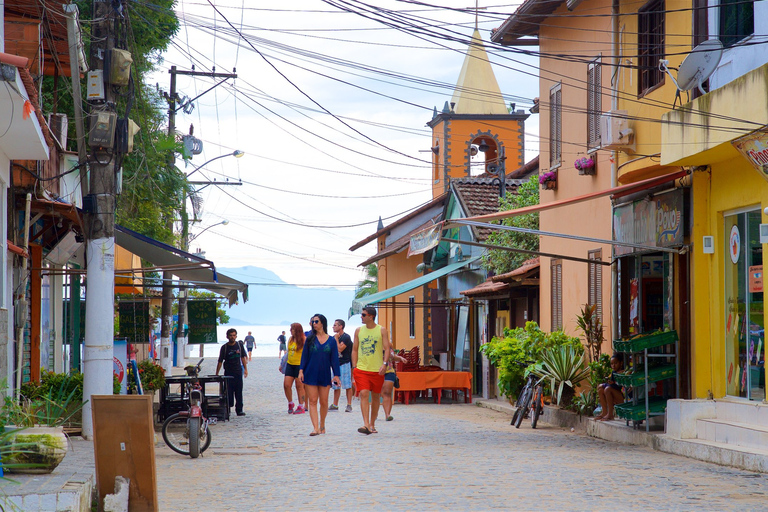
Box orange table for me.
[396,371,472,404]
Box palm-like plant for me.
[575,304,604,363]
[534,346,591,406]
[349,264,378,318]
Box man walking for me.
[352,307,390,434]
[244,331,256,361]
[216,328,248,417]
[330,319,354,412]
[278,331,287,358]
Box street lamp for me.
[188,219,229,244]
[186,150,244,179]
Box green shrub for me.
[588,353,611,391]
[533,345,590,407]
[480,321,583,399]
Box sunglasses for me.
[361,313,368,317]
[311,320,320,324]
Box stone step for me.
[714,400,768,424]
[696,418,768,451]
[655,434,768,474]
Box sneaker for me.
[329,404,339,411]
[345,405,352,413]
[236,412,246,416]
[294,405,306,415]
[288,402,295,414]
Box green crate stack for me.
[613,364,677,387]
[613,330,678,353]
[614,396,668,422]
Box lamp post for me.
[172,151,242,369]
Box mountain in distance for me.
[218,266,355,325]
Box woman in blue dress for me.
[299,314,341,436]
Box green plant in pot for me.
[2,383,86,474]
[534,345,590,407]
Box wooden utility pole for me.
[82,0,119,439]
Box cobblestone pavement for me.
[155,358,768,511]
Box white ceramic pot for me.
[4,425,68,474]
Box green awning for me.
[351,256,482,313]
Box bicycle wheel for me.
[188,416,201,458]
[163,413,191,455]
[514,386,533,429]
[531,386,543,429]
[510,382,530,425]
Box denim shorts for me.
[384,372,397,383]
[333,362,353,390]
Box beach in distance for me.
[200,322,363,359]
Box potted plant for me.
[128,359,166,395]
[1,384,86,474]
[574,156,596,175]
[539,171,557,190]
[533,345,590,407]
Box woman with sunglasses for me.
[298,314,341,436]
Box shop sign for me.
[729,225,741,263]
[613,189,684,255]
[187,300,218,344]
[731,127,768,183]
[408,223,442,256]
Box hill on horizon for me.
[218,266,355,325]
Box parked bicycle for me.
[161,359,213,458]
[510,362,544,429]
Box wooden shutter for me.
[549,84,562,167]
[551,259,563,331]
[587,59,601,150]
[409,296,416,338]
[588,250,603,322]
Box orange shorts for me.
[353,368,385,394]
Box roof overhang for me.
[490,0,565,45]
[352,255,482,313]
[0,57,49,160]
[115,225,248,306]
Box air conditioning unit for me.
[600,110,635,152]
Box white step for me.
[655,434,768,474]
[696,418,768,451]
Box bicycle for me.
[161,359,213,458]
[510,363,544,429]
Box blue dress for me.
[300,335,341,386]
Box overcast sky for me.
[147,0,538,290]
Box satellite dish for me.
[676,39,723,94]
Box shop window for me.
[724,210,764,401]
[587,59,602,150]
[588,250,603,322]
[409,296,415,338]
[638,0,665,96]
[551,259,563,331]
[549,83,562,168]
[719,0,753,48]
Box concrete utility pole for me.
[160,66,236,375]
[82,0,118,439]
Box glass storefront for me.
[724,209,765,401]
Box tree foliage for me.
[481,175,540,274]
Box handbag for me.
[394,375,400,389]
[279,353,288,374]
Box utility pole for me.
[160,66,236,375]
[82,0,119,439]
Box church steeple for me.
[450,29,508,115]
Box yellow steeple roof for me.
[450,29,508,115]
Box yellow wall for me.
[690,158,768,398]
[431,116,525,198]
[537,0,614,339]
[377,242,424,353]
[615,0,691,181]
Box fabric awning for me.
[115,225,248,306]
[352,255,482,313]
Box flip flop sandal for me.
[370,427,378,434]
[309,431,320,436]
[357,427,372,435]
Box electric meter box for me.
[89,111,117,148]
[87,70,104,100]
[109,49,133,86]
[115,118,140,153]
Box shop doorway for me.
[618,252,674,336]
[724,209,765,401]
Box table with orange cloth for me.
[395,371,472,404]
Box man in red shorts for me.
[352,307,390,435]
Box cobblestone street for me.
[155,358,768,510]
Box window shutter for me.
[551,259,563,331]
[588,250,603,322]
[549,84,562,167]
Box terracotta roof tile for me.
[451,177,519,241]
